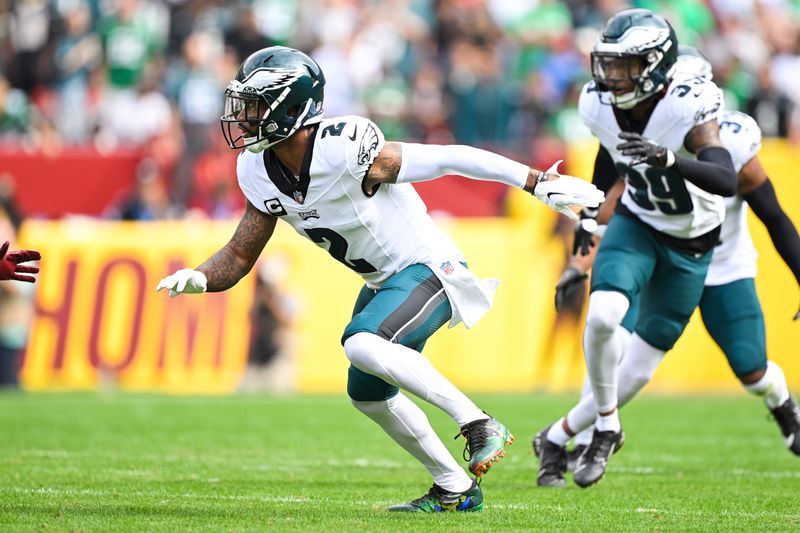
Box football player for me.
[533,8,740,489]
[535,46,800,487]
[156,46,604,512]
[0,241,39,282]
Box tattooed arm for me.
[197,200,277,292]
[363,142,403,190]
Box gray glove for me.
[555,267,588,312]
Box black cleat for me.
[532,426,546,457]
[566,444,588,472]
[534,426,567,488]
[532,428,587,473]
[770,397,800,455]
[573,428,624,488]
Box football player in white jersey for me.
[532,9,740,489]
[535,47,800,487]
[155,46,604,511]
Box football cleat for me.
[534,426,567,488]
[457,417,514,477]
[567,444,588,472]
[573,428,624,488]
[387,480,483,512]
[532,428,587,473]
[770,397,800,455]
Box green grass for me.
[1,392,799,531]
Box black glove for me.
[573,217,598,256]
[555,267,588,312]
[617,132,675,167]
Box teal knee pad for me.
[346,365,399,401]
[635,314,687,351]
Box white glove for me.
[534,160,605,221]
[156,268,208,298]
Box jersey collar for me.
[262,125,318,204]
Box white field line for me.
[15,451,800,481]
[4,487,800,519]
[3,487,311,503]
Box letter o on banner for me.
[89,258,147,372]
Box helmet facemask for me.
[220,60,325,153]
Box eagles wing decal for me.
[246,68,303,91]
[357,123,381,165]
[694,90,721,123]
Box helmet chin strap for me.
[612,77,661,109]
[612,91,643,109]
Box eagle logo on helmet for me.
[245,67,304,92]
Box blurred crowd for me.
[1,0,800,219]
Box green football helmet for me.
[221,46,325,153]
[591,8,678,110]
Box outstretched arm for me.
[156,201,277,297]
[364,142,604,220]
[739,156,800,318]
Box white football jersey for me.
[579,77,726,239]
[237,115,464,289]
[705,111,762,286]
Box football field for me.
[2,392,799,531]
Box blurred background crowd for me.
[1,0,800,220]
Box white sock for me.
[344,332,487,427]
[566,394,599,437]
[575,375,595,443]
[596,411,621,433]
[572,327,633,446]
[546,418,571,446]
[583,291,630,413]
[573,366,594,445]
[616,334,664,405]
[352,393,472,493]
[566,332,663,434]
[744,361,791,410]
[574,427,594,446]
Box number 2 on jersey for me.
[617,163,694,215]
[304,227,378,274]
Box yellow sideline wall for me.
[18,140,800,394]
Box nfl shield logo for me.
[440,261,454,275]
[293,190,304,204]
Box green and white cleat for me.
[388,480,483,512]
[458,417,514,477]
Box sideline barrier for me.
[19,220,253,393]
[17,140,800,394]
